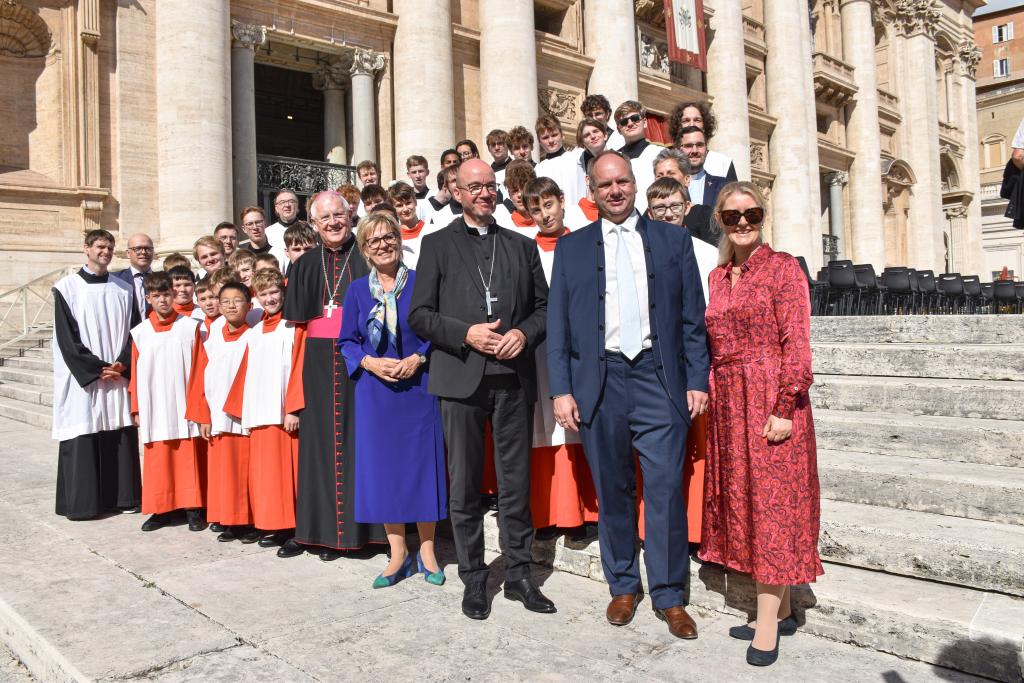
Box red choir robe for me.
[130,312,205,515]
[185,321,252,526]
[223,312,306,531]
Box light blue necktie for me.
[615,225,643,359]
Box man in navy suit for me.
[547,150,710,639]
[112,233,154,320]
[677,126,727,208]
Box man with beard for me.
[676,126,727,208]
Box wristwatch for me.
[417,353,427,365]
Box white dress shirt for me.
[129,266,149,318]
[602,210,652,353]
[689,169,707,206]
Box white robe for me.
[200,326,251,437]
[536,149,585,207]
[704,149,735,180]
[131,315,201,444]
[236,320,298,429]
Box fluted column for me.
[350,50,385,165]
[705,0,752,180]
[230,22,265,218]
[584,0,639,107]
[827,172,849,260]
[764,0,822,269]
[839,0,886,268]
[891,0,944,270]
[393,0,455,171]
[956,39,984,275]
[314,60,348,165]
[156,0,232,249]
[480,0,538,137]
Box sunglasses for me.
[719,207,765,227]
[617,113,643,127]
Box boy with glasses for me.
[645,177,717,303]
[213,222,240,258]
[614,100,661,212]
[239,206,287,267]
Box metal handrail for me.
[0,266,78,352]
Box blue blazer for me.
[547,215,710,424]
[702,172,728,208]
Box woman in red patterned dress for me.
[699,182,823,667]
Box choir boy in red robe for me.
[223,269,306,556]
[195,276,221,342]
[169,266,203,321]
[130,272,206,532]
[185,281,256,542]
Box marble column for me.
[839,0,886,268]
[705,0,752,180]
[350,50,385,165]
[827,172,848,260]
[891,1,944,271]
[314,60,348,165]
[479,0,538,137]
[393,0,455,172]
[764,0,823,269]
[230,22,265,218]
[584,0,639,107]
[944,204,968,271]
[956,40,984,275]
[156,0,232,249]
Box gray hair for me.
[653,147,692,177]
[309,190,350,222]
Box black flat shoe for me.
[746,634,781,667]
[319,549,342,562]
[729,615,798,641]
[185,509,207,532]
[277,539,305,558]
[462,583,490,620]
[503,577,556,614]
[238,528,262,544]
[217,528,238,542]
[141,513,165,532]
[210,523,225,533]
[258,531,291,548]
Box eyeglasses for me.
[242,220,265,228]
[650,202,688,217]
[719,207,765,227]
[458,183,498,196]
[314,212,347,226]
[617,113,643,127]
[275,199,298,207]
[366,233,399,250]
[219,298,248,307]
[128,246,154,253]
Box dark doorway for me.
[254,64,324,160]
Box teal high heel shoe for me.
[372,553,415,589]
[417,552,446,586]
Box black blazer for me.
[408,218,549,401]
[683,204,722,247]
[702,172,729,208]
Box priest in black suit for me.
[409,159,553,620]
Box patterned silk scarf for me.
[367,265,408,351]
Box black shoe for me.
[141,513,165,532]
[503,577,556,614]
[462,583,490,620]
[277,539,305,558]
[258,531,291,548]
[210,523,225,533]
[746,634,781,667]
[534,526,562,541]
[319,549,342,562]
[185,509,207,532]
[121,505,142,514]
[217,527,238,542]
[238,528,262,544]
[570,522,598,543]
[729,615,798,641]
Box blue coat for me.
[547,215,710,424]
[702,172,729,208]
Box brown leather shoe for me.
[606,593,641,626]
[653,605,698,639]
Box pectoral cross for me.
[324,301,338,318]
[484,288,498,317]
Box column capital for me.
[955,40,982,79]
[313,59,348,92]
[827,171,849,186]
[231,21,266,50]
[350,49,386,77]
[944,204,968,219]
[885,0,940,39]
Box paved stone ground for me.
[0,416,987,682]
[1,643,35,683]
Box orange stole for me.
[205,433,252,526]
[529,444,599,528]
[247,425,299,530]
[636,413,707,544]
[141,438,204,514]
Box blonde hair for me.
[355,211,402,267]
[713,181,768,266]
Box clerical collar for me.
[415,186,429,200]
[543,148,566,160]
[491,158,511,172]
[78,266,109,284]
[464,219,494,236]
[619,139,650,160]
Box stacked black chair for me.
[854,264,886,314]
[881,267,914,314]
[797,256,829,315]
[961,275,983,314]
[994,280,1019,313]
[916,270,938,314]
[937,273,966,314]
[825,260,859,315]
[981,282,995,313]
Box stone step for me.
[0,356,50,373]
[812,343,1024,381]
[0,366,50,388]
[810,375,1024,421]
[811,315,1024,345]
[819,499,1024,597]
[813,409,1024,467]
[0,380,52,408]
[0,397,50,430]
[483,517,1024,681]
[819,450,1024,525]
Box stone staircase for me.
[485,314,1024,681]
[0,332,53,431]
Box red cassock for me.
[223,313,306,531]
[700,246,824,586]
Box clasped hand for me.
[361,354,421,383]
[465,319,526,360]
[100,362,126,382]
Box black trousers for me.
[55,427,141,519]
[440,375,534,586]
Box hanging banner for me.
[665,0,707,72]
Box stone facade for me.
[974,2,1024,281]
[0,0,985,287]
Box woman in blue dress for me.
[339,211,448,588]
